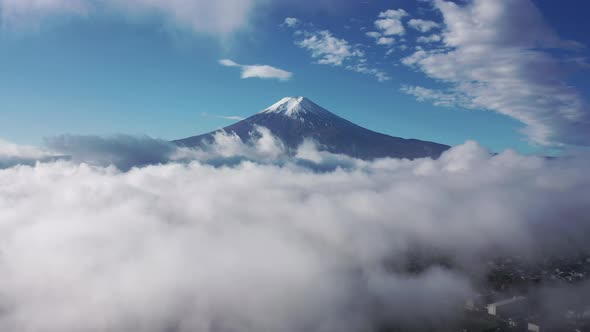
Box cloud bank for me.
[0,132,589,331]
[0,139,65,168]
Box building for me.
[527,322,541,332]
[487,296,527,317]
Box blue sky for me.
[1,0,589,154]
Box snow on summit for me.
[261,96,320,118]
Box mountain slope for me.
[174,97,450,160]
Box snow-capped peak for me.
[260,97,319,118]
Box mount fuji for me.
[174,97,450,160]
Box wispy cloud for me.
[295,30,365,66]
[407,19,440,33]
[347,64,391,82]
[284,18,390,81]
[217,115,245,121]
[219,59,293,81]
[400,85,475,109]
[201,112,246,122]
[0,0,261,36]
[416,34,442,43]
[283,17,299,28]
[402,0,590,146]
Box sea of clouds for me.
[0,129,589,331]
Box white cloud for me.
[0,135,589,330]
[219,59,239,67]
[401,49,427,66]
[416,34,442,43]
[241,65,293,81]
[346,64,391,82]
[43,128,293,169]
[219,59,293,81]
[377,37,395,46]
[400,85,475,109]
[296,30,364,66]
[366,9,409,49]
[199,127,287,161]
[402,0,590,146]
[286,21,390,81]
[374,8,408,36]
[201,112,245,122]
[365,31,381,39]
[366,31,395,47]
[0,0,260,36]
[218,115,245,121]
[0,139,60,168]
[408,19,440,33]
[44,134,180,170]
[283,17,299,27]
[0,139,52,160]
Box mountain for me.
[174,97,450,160]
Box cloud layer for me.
[0,133,589,331]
